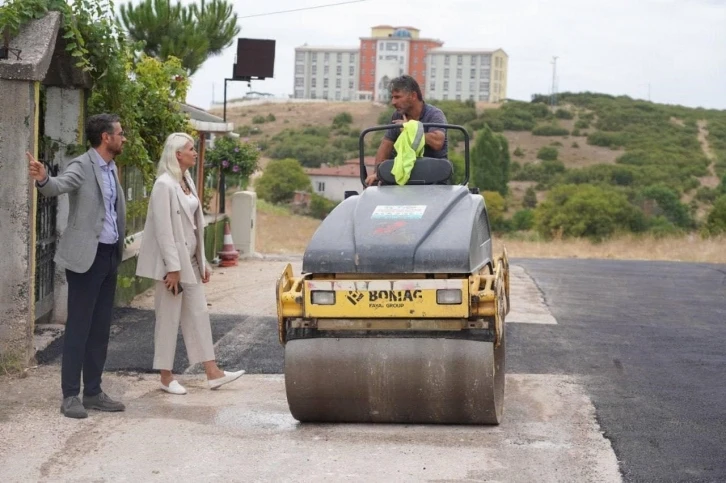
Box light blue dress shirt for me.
[91,149,119,244]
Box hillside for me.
[212,93,726,240]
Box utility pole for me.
[550,56,558,107]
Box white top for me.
[185,191,199,229]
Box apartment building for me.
[293,46,360,101]
[293,26,508,103]
[425,48,508,102]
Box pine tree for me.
[119,0,239,75]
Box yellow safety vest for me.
[391,120,426,185]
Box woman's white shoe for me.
[208,370,245,390]
[161,380,187,395]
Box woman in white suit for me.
[136,132,244,394]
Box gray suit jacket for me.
[37,149,126,273]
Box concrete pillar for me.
[0,79,39,365]
[43,87,85,324]
[230,191,257,257]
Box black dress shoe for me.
[82,392,126,412]
[60,396,88,419]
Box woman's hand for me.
[164,271,181,294]
[202,266,211,283]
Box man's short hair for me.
[389,75,423,101]
[86,113,120,148]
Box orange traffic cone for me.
[217,221,239,267]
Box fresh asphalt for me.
[37,259,726,482]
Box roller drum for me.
[284,337,505,424]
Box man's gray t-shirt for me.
[384,103,449,159]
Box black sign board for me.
[233,38,276,81]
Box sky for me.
[180,0,725,110]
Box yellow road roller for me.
[276,123,510,424]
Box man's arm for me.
[28,151,85,197]
[425,131,445,151]
[424,108,448,151]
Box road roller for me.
[275,123,510,424]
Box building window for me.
[457,55,463,65]
[317,182,325,192]
[414,57,418,64]
[335,91,341,100]
[481,55,490,66]
[324,65,329,75]
[350,54,356,63]
[311,91,317,99]
[349,80,354,89]
[379,41,384,49]
[470,56,476,65]
[479,81,489,92]
[456,81,462,91]
[336,78,341,88]
[324,52,330,62]
[296,65,305,75]
[337,53,342,63]
[295,77,304,87]
[386,42,399,51]
[469,94,475,100]
[295,52,304,62]
[311,78,317,88]
[456,68,462,79]
[444,68,449,78]
[336,65,342,75]
[443,81,449,91]
[323,90,329,99]
[349,65,354,76]
[414,44,418,51]
[429,82,435,91]
[443,94,448,100]
[294,89,304,98]
[312,53,318,62]
[456,94,461,100]
[431,67,436,77]
[324,78,329,88]
[444,55,450,65]
[470,68,476,79]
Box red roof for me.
[305,157,376,178]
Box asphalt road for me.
[38,259,726,482]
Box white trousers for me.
[152,248,215,371]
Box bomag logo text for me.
[368,290,423,304]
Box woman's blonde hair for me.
[157,132,195,182]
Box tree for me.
[471,125,510,196]
[254,158,311,204]
[119,0,239,75]
[482,191,506,231]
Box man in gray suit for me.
[28,113,128,419]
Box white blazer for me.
[136,172,207,284]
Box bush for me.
[254,158,311,204]
[555,108,574,120]
[308,193,339,219]
[695,186,719,203]
[587,131,626,147]
[532,124,570,136]
[483,191,506,231]
[266,113,276,122]
[535,184,646,241]
[513,160,565,185]
[377,106,395,125]
[537,146,559,161]
[523,186,538,208]
[639,184,694,229]
[513,147,525,157]
[332,111,353,128]
[704,194,726,235]
[575,119,590,129]
[572,141,580,148]
[511,209,535,230]
[252,115,266,124]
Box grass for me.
[255,201,726,264]
[0,350,27,376]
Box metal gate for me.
[34,159,58,323]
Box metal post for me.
[550,56,558,107]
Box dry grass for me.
[494,234,726,264]
[255,202,726,264]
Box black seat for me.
[377,157,453,185]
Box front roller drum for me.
[284,337,505,424]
